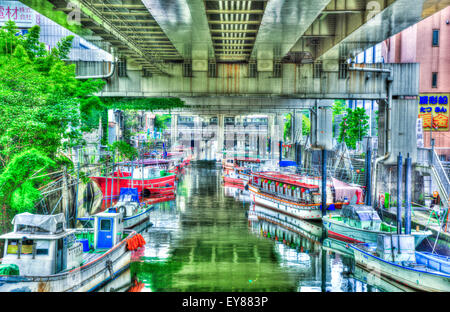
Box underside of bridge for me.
[24,0,449,79]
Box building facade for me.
[382,6,450,160]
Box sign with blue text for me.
[418,94,449,131]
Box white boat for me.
[349,235,450,292]
[249,204,323,240]
[0,212,140,292]
[248,172,324,220]
[78,188,153,230]
[322,204,431,247]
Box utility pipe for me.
[75,61,116,80]
[405,153,412,235]
[322,149,327,217]
[397,153,403,234]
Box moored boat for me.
[322,204,432,247]
[0,212,142,292]
[349,235,450,292]
[90,168,176,207]
[78,188,154,230]
[248,171,324,220]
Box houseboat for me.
[77,188,154,230]
[322,204,432,247]
[248,172,325,220]
[349,235,450,292]
[0,212,140,292]
[222,157,262,186]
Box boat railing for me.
[255,186,319,206]
[15,230,135,291]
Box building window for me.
[273,60,282,78]
[248,61,257,78]
[117,58,127,77]
[432,29,439,46]
[432,72,438,88]
[339,60,348,79]
[208,61,217,78]
[183,61,192,77]
[313,61,322,78]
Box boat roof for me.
[0,228,76,240]
[116,159,170,166]
[252,172,320,189]
[118,188,140,203]
[341,204,381,221]
[11,213,66,233]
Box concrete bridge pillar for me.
[374,98,419,208]
[268,115,275,160]
[277,113,285,159]
[193,115,201,160]
[170,112,178,149]
[292,110,303,144]
[217,114,224,161]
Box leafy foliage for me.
[302,114,311,136]
[0,21,104,218]
[102,97,185,111]
[332,99,347,117]
[0,149,56,215]
[108,141,138,161]
[337,107,370,149]
[154,114,171,131]
[283,114,291,142]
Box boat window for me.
[6,240,19,254]
[21,240,34,254]
[357,212,375,221]
[100,219,112,231]
[36,241,49,255]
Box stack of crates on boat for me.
[376,234,416,262]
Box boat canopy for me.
[253,172,319,190]
[118,188,140,203]
[11,212,65,234]
[279,160,297,167]
[341,205,381,222]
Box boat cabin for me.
[93,212,123,249]
[0,213,82,276]
[252,172,321,204]
[340,204,382,230]
[108,188,140,218]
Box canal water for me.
[113,161,405,292]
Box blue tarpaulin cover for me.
[279,161,297,167]
[118,188,140,203]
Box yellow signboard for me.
[418,93,450,131]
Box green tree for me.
[302,114,311,136]
[108,141,138,161]
[154,114,171,132]
[332,99,347,137]
[0,22,105,223]
[283,113,292,142]
[338,107,370,149]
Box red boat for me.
[223,175,245,186]
[90,173,176,204]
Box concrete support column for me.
[193,115,201,160]
[292,110,303,144]
[268,115,275,160]
[217,114,224,161]
[170,112,178,149]
[277,113,285,159]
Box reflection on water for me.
[125,162,397,292]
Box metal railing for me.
[431,149,450,205]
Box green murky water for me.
[125,162,392,292]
